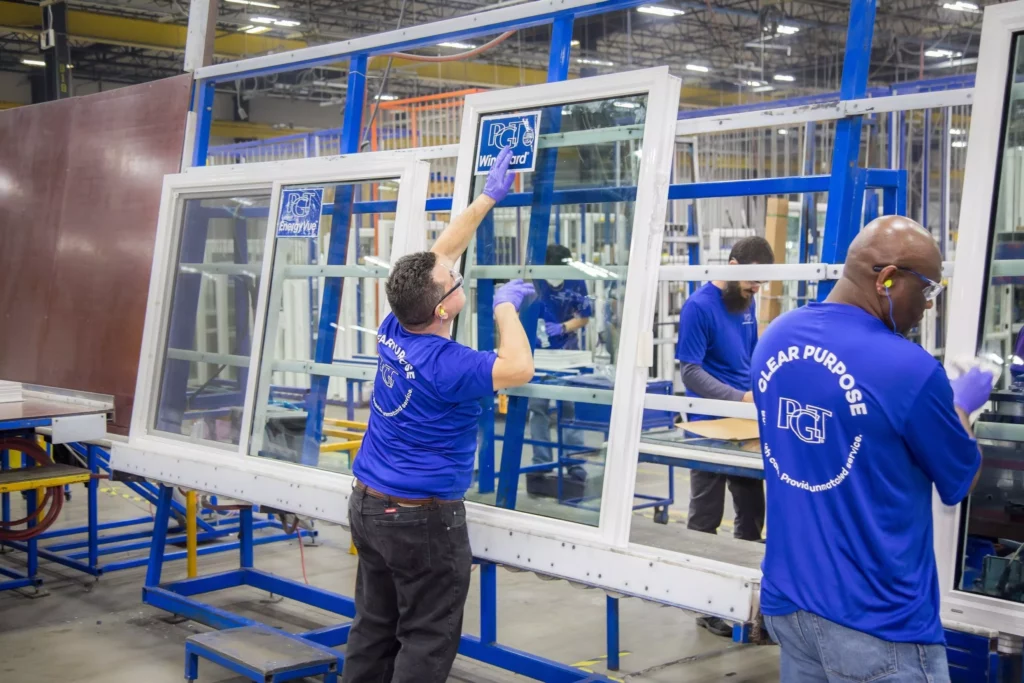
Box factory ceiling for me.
[0,0,984,107]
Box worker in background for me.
[752,216,990,682]
[527,243,593,492]
[675,235,774,638]
[343,147,535,683]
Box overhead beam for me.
[0,1,305,58]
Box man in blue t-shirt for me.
[528,244,593,490]
[344,148,537,683]
[752,216,991,682]
[675,235,774,637]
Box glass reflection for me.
[958,35,1024,603]
[152,194,270,446]
[248,179,400,471]
[461,94,648,525]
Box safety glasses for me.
[435,268,464,309]
[872,264,944,302]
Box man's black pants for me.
[687,471,765,541]
[343,486,472,683]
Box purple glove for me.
[545,321,565,338]
[483,146,515,203]
[494,279,535,312]
[950,366,994,413]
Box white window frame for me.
[115,153,431,524]
[441,66,681,549]
[936,0,1024,638]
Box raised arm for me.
[491,280,536,390]
[431,147,515,266]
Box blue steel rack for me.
[144,0,998,680]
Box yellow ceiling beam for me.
[1,2,746,106]
[211,120,312,139]
[0,1,305,57]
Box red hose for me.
[0,437,65,542]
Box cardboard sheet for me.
[680,417,761,442]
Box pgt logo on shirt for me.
[778,398,833,444]
[380,363,399,388]
[743,312,754,325]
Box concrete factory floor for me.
[0,464,779,683]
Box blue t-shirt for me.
[752,302,980,644]
[535,280,593,350]
[353,313,497,500]
[675,282,758,420]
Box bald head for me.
[844,216,941,287]
[831,216,942,334]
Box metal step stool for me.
[185,625,339,682]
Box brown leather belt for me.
[354,480,460,506]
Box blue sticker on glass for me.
[277,187,324,238]
[475,110,542,175]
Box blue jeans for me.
[764,611,950,683]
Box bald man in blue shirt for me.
[752,216,990,682]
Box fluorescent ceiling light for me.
[613,101,639,109]
[637,5,685,17]
[313,79,346,89]
[363,256,391,270]
[776,24,799,34]
[952,140,967,148]
[951,128,967,135]
[943,1,980,11]
[375,94,398,101]
[773,74,795,82]
[743,80,764,87]
[439,41,475,49]
[225,0,280,7]
[567,259,617,279]
[685,64,710,73]
[752,85,775,93]
[245,26,271,34]
[576,58,614,66]
[925,48,963,58]
[21,59,45,67]
[250,15,300,27]
[778,129,789,135]
[571,39,580,46]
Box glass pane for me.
[152,194,270,446]
[248,179,399,471]
[462,94,648,526]
[957,34,1024,603]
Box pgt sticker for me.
[475,111,542,175]
[277,187,324,238]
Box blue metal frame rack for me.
[145,0,1000,680]
[143,482,615,682]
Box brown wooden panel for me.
[0,98,75,381]
[0,75,192,431]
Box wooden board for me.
[0,75,192,432]
[681,417,761,442]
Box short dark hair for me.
[545,243,572,266]
[386,251,444,328]
[729,236,775,265]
